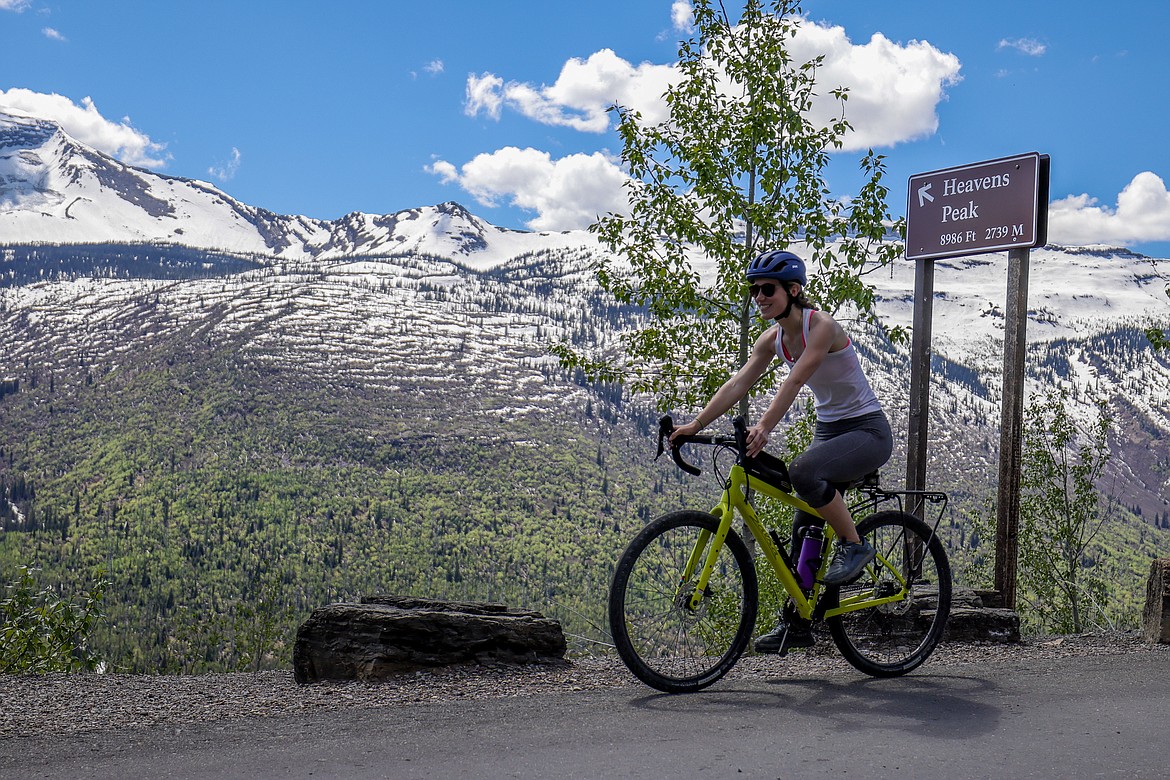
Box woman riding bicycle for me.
[669,249,893,653]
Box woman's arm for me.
[745,312,839,455]
[669,325,778,441]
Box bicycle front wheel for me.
[609,510,758,693]
[827,510,951,677]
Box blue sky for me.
[3,0,1169,257]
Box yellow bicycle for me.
[609,416,952,693]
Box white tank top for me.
[777,309,882,422]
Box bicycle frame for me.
[681,462,915,623]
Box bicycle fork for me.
[678,526,726,611]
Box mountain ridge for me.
[0,110,591,266]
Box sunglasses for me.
[749,282,784,298]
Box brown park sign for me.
[905,152,1050,261]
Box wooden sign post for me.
[904,152,1050,609]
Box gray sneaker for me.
[822,540,875,586]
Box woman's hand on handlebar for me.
[745,422,772,457]
[668,419,703,444]
[669,417,772,457]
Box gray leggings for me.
[789,411,892,536]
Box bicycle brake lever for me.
[656,415,674,461]
[732,416,748,454]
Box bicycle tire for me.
[827,510,952,677]
[609,510,758,693]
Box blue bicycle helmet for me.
[746,250,806,286]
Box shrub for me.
[1,565,108,673]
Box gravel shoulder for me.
[3,632,1166,739]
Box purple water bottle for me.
[795,526,824,589]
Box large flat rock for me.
[293,595,566,684]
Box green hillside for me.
[0,324,714,672]
[3,255,1167,673]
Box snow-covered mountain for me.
[1,108,1168,520]
[0,110,590,267]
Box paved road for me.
[12,651,1170,780]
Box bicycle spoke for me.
[610,511,757,693]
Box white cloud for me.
[0,0,31,11]
[465,73,505,119]
[428,147,629,232]
[462,19,960,149]
[428,158,459,184]
[465,49,676,132]
[42,26,66,41]
[425,59,444,75]
[998,37,1047,56]
[1049,172,1170,247]
[209,147,242,182]
[671,1,694,33]
[451,17,961,230]
[789,23,962,150]
[0,88,169,168]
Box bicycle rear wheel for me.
[609,510,758,693]
[827,510,951,677]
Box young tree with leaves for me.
[555,0,902,415]
[1018,388,1112,633]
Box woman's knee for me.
[788,456,814,494]
[789,456,832,505]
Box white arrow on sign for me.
[917,183,935,208]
